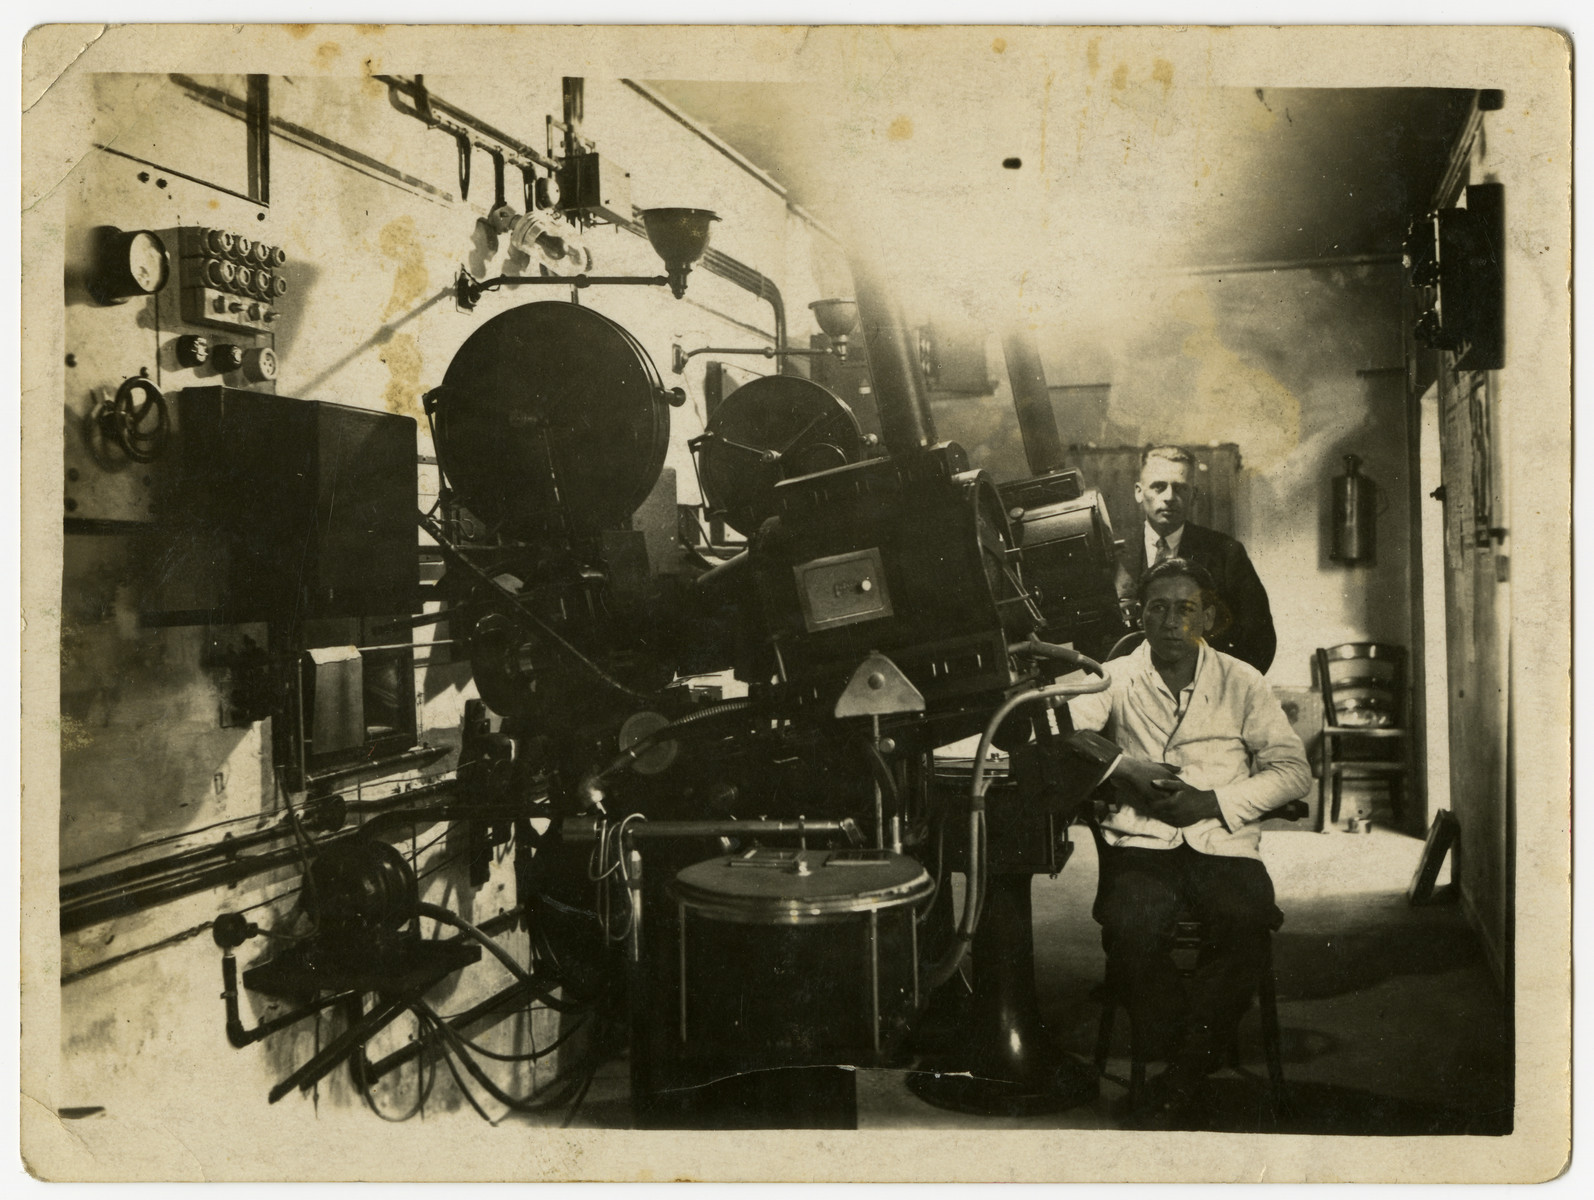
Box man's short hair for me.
[1138,556,1217,606]
[1140,444,1196,472]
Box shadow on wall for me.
[1039,263,1411,686]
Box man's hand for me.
[1140,779,1223,827]
[1107,756,1184,809]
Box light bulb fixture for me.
[640,208,719,299]
[454,206,720,311]
[669,296,862,375]
[809,298,859,362]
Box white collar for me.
[1135,637,1209,701]
[1145,523,1185,559]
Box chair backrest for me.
[1315,642,1406,729]
[1105,630,1145,661]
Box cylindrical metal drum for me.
[671,848,932,1072]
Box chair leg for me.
[1330,774,1343,830]
[1128,1013,1147,1109]
[1258,948,1287,1116]
[1093,995,1116,1075]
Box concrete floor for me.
[554,825,1512,1134]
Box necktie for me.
[1153,535,1172,565]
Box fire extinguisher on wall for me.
[1331,454,1376,565]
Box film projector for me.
[409,275,1126,1125]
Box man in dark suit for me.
[1115,445,1276,673]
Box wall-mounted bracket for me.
[455,267,668,311]
[672,343,838,375]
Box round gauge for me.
[127,232,169,293]
[90,228,170,304]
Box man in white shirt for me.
[1069,557,1310,1125]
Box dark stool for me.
[1087,799,1305,1115]
[1090,911,1286,1113]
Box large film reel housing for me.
[696,375,865,537]
[430,302,671,542]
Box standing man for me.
[1116,445,1276,673]
[1069,558,1310,1127]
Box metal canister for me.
[1331,454,1377,564]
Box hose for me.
[412,1001,596,1118]
[1008,636,1108,677]
[920,663,1110,994]
[415,902,586,1014]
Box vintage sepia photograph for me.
[17,23,1571,1182]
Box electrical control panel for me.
[1407,182,1505,371]
[63,150,295,525]
[176,225,291,334]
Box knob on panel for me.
[241,347,278,383]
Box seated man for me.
[1066,557,1310,1126]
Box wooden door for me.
[1436,360,1511,983]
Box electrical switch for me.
[241,347,279,383]
[176,335,211,368]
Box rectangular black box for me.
[178,388,419,622]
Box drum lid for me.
[432,301,669,541]
[673,849,932,924]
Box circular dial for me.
[127,231,169,294]
[91,228,171,303]
[697,375,865,537]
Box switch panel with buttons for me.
[793,547,893,633]
[176,225,290,334]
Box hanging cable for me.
[412,1001,596,1119]
[352,1011,436,1123]
[415,902,586,1014]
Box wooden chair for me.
[1103,630,1145,661]
[1315,643,1411,830]
[1087,803,1302,1116]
